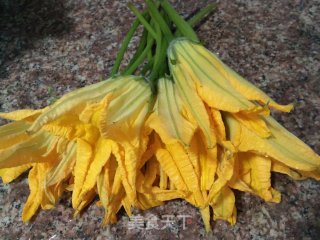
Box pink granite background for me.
[0,0,319,239]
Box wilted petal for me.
[210,108,227,142]
[45,141,76,187]
[200,206,211,232]
[42,183,65,210]
[22,163,51,222]
[208,146,235,203]
[72,138,93,209]
[225,113,320,171]
[97,156,118,211]
[0,108,46,122]
[155,140,205,208]
[0,164,32,183]
[211,186,236,225]
[78,138,113,202]
[238,152,280,202]
[271,161,305,180]
[104,169,125,225]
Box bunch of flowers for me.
[0,0,319,231]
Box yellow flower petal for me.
[0,131,55,168]
[147,78,197,146]
[189,41,293,112]
[45,141,76,187]
[191,132,217,191]
[72,138,93,209]
[228,154,253,193]
[43,115,100,144]
[97,156,117,211]
[79,94,111,127]
[211,186,236,225]
[79,138,113,202]
[0,121,30,150]
[232,112,271,138]
[74,189,96,215]
[0,164,32,183]
[200,206,211,232]
[27,76,134,133]
[142,157,159,188]
[121,195,133,217]
[299,169,320,180]
[210,108,227,142]
[22,163,48,222]
[171,39,293,112]
[159,167,168,189]
[239,152,280,202]
[0,108,46,122]
[136,192,163,210]
[271,161,305,180]
[175,70,218,147]
[104,169,125,225]
[42,183,65,210]
[156,141,205,208]
[208,146,235,203]
[225,113,320,171]
[169,39,262,114]
[147,187,186,202]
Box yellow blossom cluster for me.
[0,1,319,232]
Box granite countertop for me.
[0,0,320,239]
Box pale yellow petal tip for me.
[269,189,282,203]
[22,217,30,223]
[0,109,44,121]
[204,224,212,233]
[73,211,80,219]
[42,204,55,210]
[103,214,117,225]
[242,105,270,116]
[271,103,294,113]
[21,211,34,223]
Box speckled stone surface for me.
[0,0,319,239]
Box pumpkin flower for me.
[167,38,293,114]
[0,115,75,222]
[166,38,320,229]
[146,78,238,231]
[0,75,154,223]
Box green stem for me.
[146,0,174,42]
[123,37,155,75]
[151,22,162,78]
[175,3,217,38]
[141,57,154,75]
[125,28,148,72]
[188,3,217,27]
[161,0,199,42]
[150,37,168,81]
[128,3,158,40]
[111,18,141,76]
